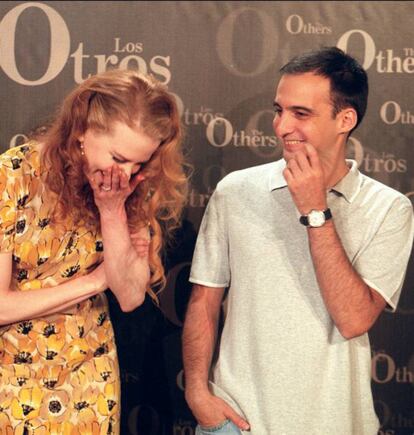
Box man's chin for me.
[282,144,312,161]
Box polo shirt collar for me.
[268,159,287,191]
[269,158,362,203]
[330,159,362,203]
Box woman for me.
[0,69,188,434]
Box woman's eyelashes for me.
[112,156,127,164]
[112,156,143,169]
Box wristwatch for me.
[299,208,332,228]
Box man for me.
[182,47,414,434]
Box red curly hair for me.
[40,69,188,301]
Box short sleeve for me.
[353,196,414,311]
[0,158,18,253]
[189,185,230,288]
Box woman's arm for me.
[100,212,150,311]
[0,252,107,325]
[89,165,150,312]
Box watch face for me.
[308,210,325,227]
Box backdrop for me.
[0,1,413,434]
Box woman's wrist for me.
[99,207,128,224]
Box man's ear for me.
[338,108,358,134]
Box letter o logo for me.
[373,400,391,427]
[170,92,185,118]
[128,405,161,435]
[246,109,280,159]
[371,352,396,384]
[159,262,192,327]
[176,369,185,391]
[0,2,70,85]
[286,15,304,35]
[206,117,233,147]
[380,101,401,125]
[216,7,277,77]
[203,164,227,191]
[337,29,376,70]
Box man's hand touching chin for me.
[283,144,327,215]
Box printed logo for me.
[380,101,414,125]
[286,14,332,35]
[0,2,171,85]
[127,405,161,435]
[372,351,413,384]
[376,399,414,432]
[337,30,414,73]
[206,113,279,159]
[346,137,407,174]
[173,420,196,435]
[216,7,278,77]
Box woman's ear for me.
[338,108,358,134]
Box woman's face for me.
[79,121,160,180]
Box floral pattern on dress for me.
[0,143,120,434]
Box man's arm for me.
[182,284,250,430]
[284,144,389,338]
[307,221,386,338]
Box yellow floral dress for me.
[0,143,120,434]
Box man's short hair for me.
[280,47,368,132]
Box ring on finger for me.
[100,185,111,192]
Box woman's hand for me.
[88,166,150,311]
[88,164,145,217]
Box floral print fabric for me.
[0,143,120,434]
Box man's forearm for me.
[182,286,250,430]
[182,286,223,398]
[308,220,385,338]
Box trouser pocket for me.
[196,419,242,434]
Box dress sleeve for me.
[189,184,230,288]
[0,156,18,253]
[353,195,414,311]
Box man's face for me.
[273,72,343,162]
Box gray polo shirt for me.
[189,159,414,435]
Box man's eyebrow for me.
[273,102,314,114]
[290,105,314,113]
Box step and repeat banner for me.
[0,1,413,434]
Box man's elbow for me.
[337,319,374,340]
[337,298,385,339]
[339,326,366,340]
